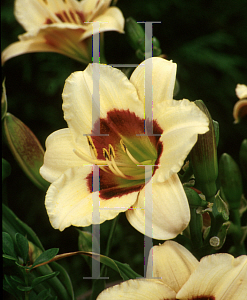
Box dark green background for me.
[2,0,247,298]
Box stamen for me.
[120,139,127,153]
[86,136,98,158]
[103,148,110,160]
[109,144,115,158]
[110,156,129,179]
[125,148,141,165]
[120,139,141,165]
[103,155,126,178]
[73,149,107,166]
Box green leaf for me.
[15,233,29,264]
[36,289,57,300]
[31,248,59,269]
[17,285,33,292]
[10,275,26,285]
[2,203,45,251]
[3,275,23,299]
[31,271,60,287]
[49,261,75,300]
[80,251,141,281]
[3,254,17,261]
[2,232,16,258]
[2,158,11,181]
[78,230,93,252]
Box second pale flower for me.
[40,57,209,239]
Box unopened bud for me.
[3,113,49,190]
[125,17,162,60]
[190,100,218,202]
[125,17,145,54]
[219,153,243,209]
[233,84,247,123]
[239,139,247,182]
[213,120,219,147]
[28,241,43,265]
[1,80,7,120]
[152,36,162,57]
[184,187,208,208]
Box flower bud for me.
[213,120,219,147]
[125,17,162,60]
[3,113,49,190]
[184,187,208,208]
[190,100,218,202]
[239,139,247,182]
[233,84,247,123]
[219,153,243,210]
[152,36,162,57]
[1,80,7,120]
[28,241,43,265]
[125,17,145,53]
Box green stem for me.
[189,208,203,251]
[90,215,120,300]
[102,215,120,278]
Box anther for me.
[120,139,127,153]
[109,144,115,158]
[103,148,110,160]
[86,136,97,158]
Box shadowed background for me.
[2,0,247,298]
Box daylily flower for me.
[97,241,247,300]
[40,57,209,239]
[2,0,124,64]
[233,84,247,124]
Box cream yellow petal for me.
[126,173,190,240]
[215,255,247,300]
[15,0,86,30]
[82,6,125,39]
[45,166,138,231]
[176,253,247,300]
[40,128,90,183]
[15,0,54,30]
[130,57,177,104]
[154,99,209,182]
[2,39,53,65]
[233,99,247,124]
[97,279,176,300]
[1,25,90,65]
[235,84,247,100]
[146,241,199,293]
[62,64,144,144]
[82,0,111,20]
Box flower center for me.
[76,109,163,199]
